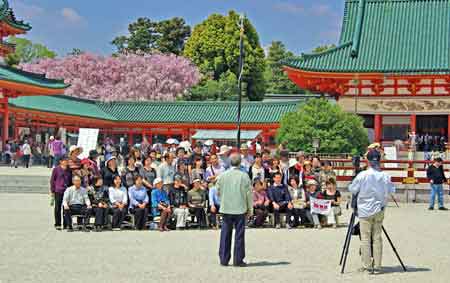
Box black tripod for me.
[339,211,407,274]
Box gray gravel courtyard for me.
[0,193,448,283]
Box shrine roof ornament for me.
[0,0,32,33]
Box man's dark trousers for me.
[93,206,109,226]
[219,214,246,265]
[272,203,292,227]
[131,207,149,230]
[64,204,90,228]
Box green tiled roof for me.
[9,95,303,124]
[0,65,69,89]
[284,0,450,74]
[98,100,301,123]
[0,0,31,31]
[9,95,116,121]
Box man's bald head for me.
[230,153,241,167]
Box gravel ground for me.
[1,194,449,283]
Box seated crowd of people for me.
[50,141,342,232]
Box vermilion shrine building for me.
[284,0,450,143]
[0,0,68,145]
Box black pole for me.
[236,14,244,147]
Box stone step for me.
[0,176,49,187]
[0,186,49,194]
[0,174,49,194]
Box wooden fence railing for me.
[324,159,449,184]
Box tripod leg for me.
[339,213,355,265]
[341,231,353,274]
[382,226,407,272]
[340,214,355,274]
[370,234,375,274]
[391,194,400,208]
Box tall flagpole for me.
[236,14,245,148]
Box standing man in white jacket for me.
[349,149,395,273]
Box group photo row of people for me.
[50,139,343,232]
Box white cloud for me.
[61,7,85,24]
[274,2,305,15]
[11,0,44,20]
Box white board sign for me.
[384,146,398,168]
[77,128,99,159]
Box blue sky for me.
[11,0,345,57]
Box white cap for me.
[69,145,83,155]
[218,145,230,155]
[153,177,163,186]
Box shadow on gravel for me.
[382,266,432,274]
[247,261,291,267]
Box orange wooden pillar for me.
[262,130,270,145]
[14,124,19,140]
[447,115,450,142]
[2,96,8,144]
[374,114,382,143]
[128,132,133,145]
[182,129,189,141]
[410,114,416,133]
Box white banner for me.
[77,128,99,159]
[310,197,332,215]
[384,146,398,168]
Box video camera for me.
[351,155,362,177]
[348,155,362,212]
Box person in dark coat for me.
[426,157,448,210]
[88,176,110,231]
[102,156,118,187]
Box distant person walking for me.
[216,153,253,267]
[47,136,55,168]
[21,141,31,168]
[426,157,448,211]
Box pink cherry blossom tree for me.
[20,53,201,101]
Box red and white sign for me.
[310,197,332,215]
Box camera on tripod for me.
[352,155,361,169]
[339,154,406,274]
